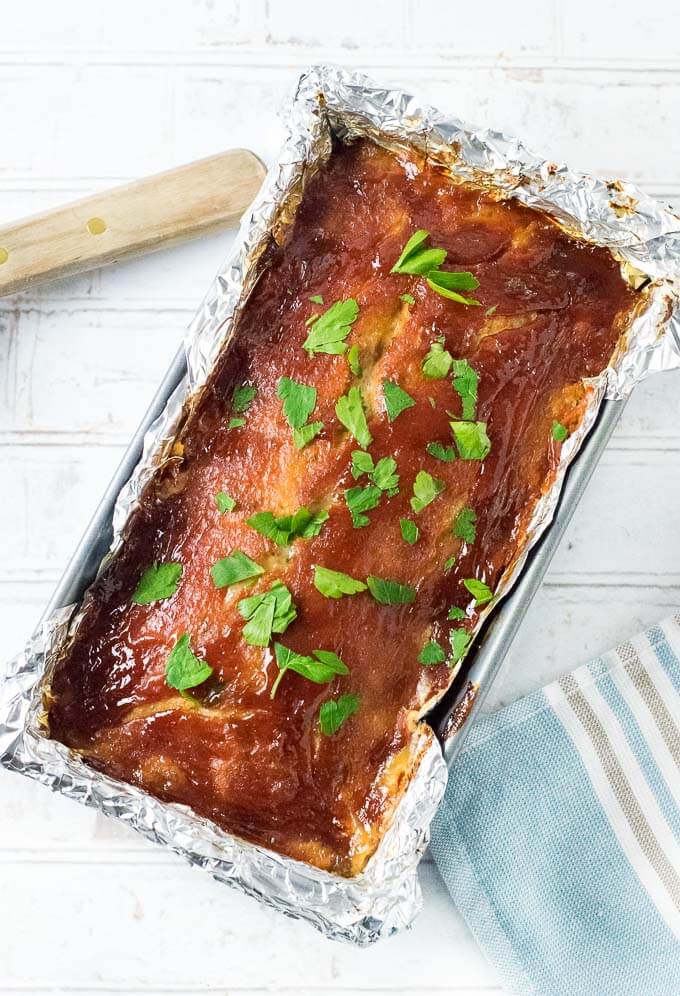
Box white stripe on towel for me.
[546,676,680,940]
[606,649,680,801]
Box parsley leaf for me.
[309,294,324,304]
[464,578,494,605]
[426,270,481,306]
[410,470,445,514]
[238,581,297,646]
[215,492,236,514]
[400,518,420,545]
[454,506,477,544]
[367,576,416,605]
[314,565,367,599]
[391,230,447,276]
[450,420,491,460]
[319,693,360,735]
[351,451,398,494]
[247,507,328,545]
[427,441,457,462]
[444,554,457,572]
[383,380,416,422]
[348,343,362,377]
[422,338,453,379]
[450,628,472,661]
[351,449,375,479]
[228,417,246,430]
[303,298,359,355]
[372,456,399,493]
[451,360,479,421]
[400,293,415,305]
[232,383,257,413]
[270,642,349,699]
[211,550,264,588]
[418,640,446,665]
[345,485,381,528]
[552,420,569,442]
[165,634,212,693]
[293,421,323,449]
[447,605,466,621]
[277,377,316,429]
[336,386,372,448]
[132,562,182,605]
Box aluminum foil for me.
[2,65,680,946]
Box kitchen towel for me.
[430,615,680,996]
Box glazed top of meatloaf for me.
[47,138,638,875]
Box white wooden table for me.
[2,2,679,993]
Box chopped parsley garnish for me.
[454,506,477,544]
[422,338,453,379]
[215,492,237,514]
[418,640,446,665]
[391,230,447,276]
[426,270,480,306]
[211,550,264,588]
[277,377,316,429]
[371,456,399,494]
[314,565,367,599]
[552,420,569,442]
[318,693,360,735]
[132,562,182,605]
[410,470,445,514]
[303,298,358,355]
[238,581,297,647]
[351,451,399,494]
[276,377,322,449]
[485,304,498,317]
[351,449,375,479]
[450,420,491,460]
[451,359,479,421]
[270,642,349,699]
[293,421,323,449]
[367,575,416,605]
[427,441,457,462]
[232,383,257,414]
[383,380,416,422]
[336,385,372,448]
[228,417,246,430]
[309,294,324,304]
[247,507,328,545]
[400,293,415,305]
[400,518,420,545]
[447,605,466,621]
[348,343,362,376]
[444,554,457,572]
[450,628,472,662]
[464,578,494,605]
[345,484,382,528]
[165,634,212,695]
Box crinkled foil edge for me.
[2,65,680,946]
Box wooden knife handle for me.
[0,148,266,297]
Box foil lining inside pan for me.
[2,65,680,946]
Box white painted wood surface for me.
[1,2,679,992]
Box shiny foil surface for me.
[2,66,680,945]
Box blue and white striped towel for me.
[430,615,680,996]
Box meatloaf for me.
[47,138,638,875]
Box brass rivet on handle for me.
[0,248,8,264]
[86,217,107,236]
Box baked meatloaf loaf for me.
[47,138,638,875]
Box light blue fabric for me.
[430,616,680,996]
